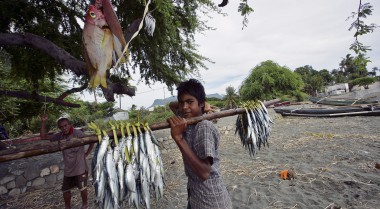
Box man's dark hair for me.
[57,118,71,125]
[177,79,206,112]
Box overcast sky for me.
[80,0,380,109]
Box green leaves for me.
[224,86,239,109]
[347,3,377,39]
[239,60,303,101]
[346,1,377,73]
[238,0,254,29]
[294,65,325,96]
[349,77,377,89]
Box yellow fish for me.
[83,5,113,89]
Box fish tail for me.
[100,73,108,88]
[90,71,108,89]
[89,75,97,89]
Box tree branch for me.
[101,80,137,101]
[0,90,81,108]
[0,33,87,77]
[57,82,89,100]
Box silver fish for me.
[126,135,132,156]
[154,164,164,200]
[144,131,156,182]
[132,133,139,161]
[142,154,150,182]
[141,175,151,209]
[95,135,110,178]
[125,160,136,192]
[106,149,120,208]
[113,145,121,162]
[129,187,140,209]
[154,144,165,179]
[117,157,125,201]
[96,168,106,203]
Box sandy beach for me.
[1,108,380,209]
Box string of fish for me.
[88,121,164,209]
[235,100,273,157]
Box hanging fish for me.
[235,100,273,157]
[94,0,127,48]
[83,5,113,88]
[89,120,165,209]
[144,12,156,36]
[105,148,120,208]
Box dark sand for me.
[1,109,380,209]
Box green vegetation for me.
[207,97,225,109]
[349,77,377,89]
[129,106,174,125]
[224,86,240,109]
[294,65,324,96]
[239,60,304,101]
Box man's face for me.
[178,93,204,118]
[58,120,71,135]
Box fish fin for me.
[102,0,127,47]
[112,34,127,63]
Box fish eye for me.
[89,12,96,18]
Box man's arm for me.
[204,103,219,114]
[85,143,94,158]
[169,101,179,114]
[167,116,211,181]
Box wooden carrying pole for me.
[0,99,280,163]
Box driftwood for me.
[0,99,280,163]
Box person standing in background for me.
[40,114,94,209]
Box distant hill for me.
[148,93,224,109]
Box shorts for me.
[62,172,88,192]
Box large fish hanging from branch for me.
[95,0,127,48]
[83,1,127,89]
[95,0,128,63]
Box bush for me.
[350,77,377,89]
[292,91,309,102]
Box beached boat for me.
[281,110,380,117]
[274,105,380,117]
[274,105,378,115]
[309,97,379,106]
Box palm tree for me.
[369,67,379,77]
[339,54,355,76]
[224,86,239,109]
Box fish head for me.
[85,5,107,28]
